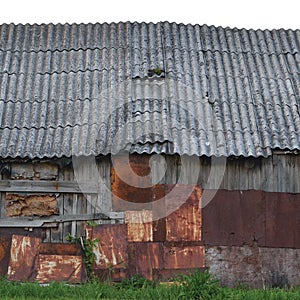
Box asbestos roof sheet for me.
[0,22,300,158]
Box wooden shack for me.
[0,22,299,287]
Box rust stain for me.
[165,185,202,242]
[128,242,163,280]
[36,254,84,283]
[125,210,153,242]
[163,245,205,269]
[8,235,41,281]
[6,194,59,217]
[39,243,83,256]
[111,154,153,211]
[86,224,128,269]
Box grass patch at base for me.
[0,271,299,300]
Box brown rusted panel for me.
[128,242,163,280]
[8,235,41,281]
[265,192,300,248]
[6,194,59,217]
[165,184,202,242]
[39,243,83,256]
[125,210,153,242]
[111,154,153,211]
[202,189,266,246]
[163,245,205,269]
[92,269,127,282]
[152,184,166,242]
[36,254,84,283]
[86,224,128,269]
[0,235,10,275]
[0,228,44,276]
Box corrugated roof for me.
[0,22,300,158]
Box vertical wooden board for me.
[86,224,128,269]
[111,154,153,211]
[165,185,202,242]
[96,157,112,213]
[163,245,205,269]
[265,192,300,248]
[125,210,153,242]
[128,242,163,280]
[8,235,41,281]
[36,254,84,283]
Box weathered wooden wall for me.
[0,153,300,286]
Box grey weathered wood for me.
[0,180,99,193]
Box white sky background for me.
[0,0,299,30]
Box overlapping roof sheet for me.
[0,22,299,158]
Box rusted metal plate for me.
[7,235,41,281]
[165,184,202,242]
[163,245,205,269]
[6,194,58,217]
[125,210,153,242]
[265,192,300,248]
[86,224,128,269]
[0,230,39,276]
[202,189,266,246]
[202,189,300,248]
[128,242,163,280]
[91,269,127,282]
[39,243,83,256]
[36,254,84,283]
[0,235,10,275]
[111,154,153,211]
[152,184,166,242]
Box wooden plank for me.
[0,213,125,227]
[0,180,99,193]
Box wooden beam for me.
[0,180,99,193]
[0,212,124,227]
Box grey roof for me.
[0,22,300,158]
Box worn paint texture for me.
[205,246,300,288]
[36,254,84,283]
[125,210,153,242]
[6,194,58,217]
[87,184,204,280]
[6,236,86,283]
[8,235,41,281]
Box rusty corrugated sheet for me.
[125,210,153,242]
[128,242,163,280]
[86,224,128,269]
[7,235,41,281]
[111,154,153,211]
[165,185,202,242]
[36,254,84,283]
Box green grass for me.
[0,271,299,300]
